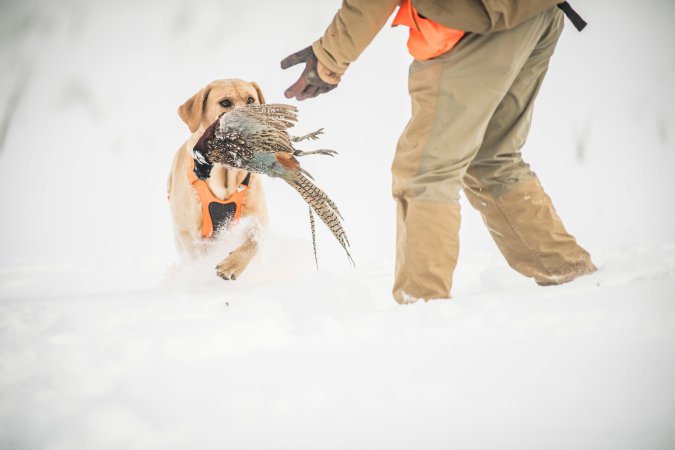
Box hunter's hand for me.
[281,46,339,101]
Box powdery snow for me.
[1,1,674,449]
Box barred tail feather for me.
[309,207,318,269]
[283,171,353,265]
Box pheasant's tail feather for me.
[283,171,353,265]
[309,207,318,269]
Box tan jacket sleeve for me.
[312,0,400,77]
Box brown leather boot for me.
[464,177,596,285]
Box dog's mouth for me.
[193,149,213,180]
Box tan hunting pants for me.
[392,8,595,303]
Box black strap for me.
[242,172,252,186]
[558,1,587,32]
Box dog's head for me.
[178,79,266,133]
[179,79,265,180]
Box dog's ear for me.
[250,81,266,105]
[178,84,212,133]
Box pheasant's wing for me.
[200,116,256,167]
[220,104,298,155]
[237,103,299,131]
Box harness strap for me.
[187,158,250,238]
[241,172,252,187]
[557,1,587,32]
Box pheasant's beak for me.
[193,149,212,180]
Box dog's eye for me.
[220,99,232,108]
[246,96,255,104]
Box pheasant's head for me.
[192,120,217,180]
[193,148,212,180]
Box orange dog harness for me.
[187,159,250,238]
[392,0,465,61]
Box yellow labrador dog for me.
[168,79,268,279]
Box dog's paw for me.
[215,258,239,280]
[215,242,258,281]
[215,250,252,281]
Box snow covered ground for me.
[1,1,674,449]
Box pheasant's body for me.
[193,103,352,264]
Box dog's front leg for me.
[215,235,259,280]
[215,242,258,280]
[216,174,268,280]
[215,214,265,280]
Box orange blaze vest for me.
[187,159,250,238]
[392,0,465,61]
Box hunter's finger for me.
[298,85,319,101]
[280,46,313,70]
[284,76,308,99]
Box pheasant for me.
[192,103,353,265]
